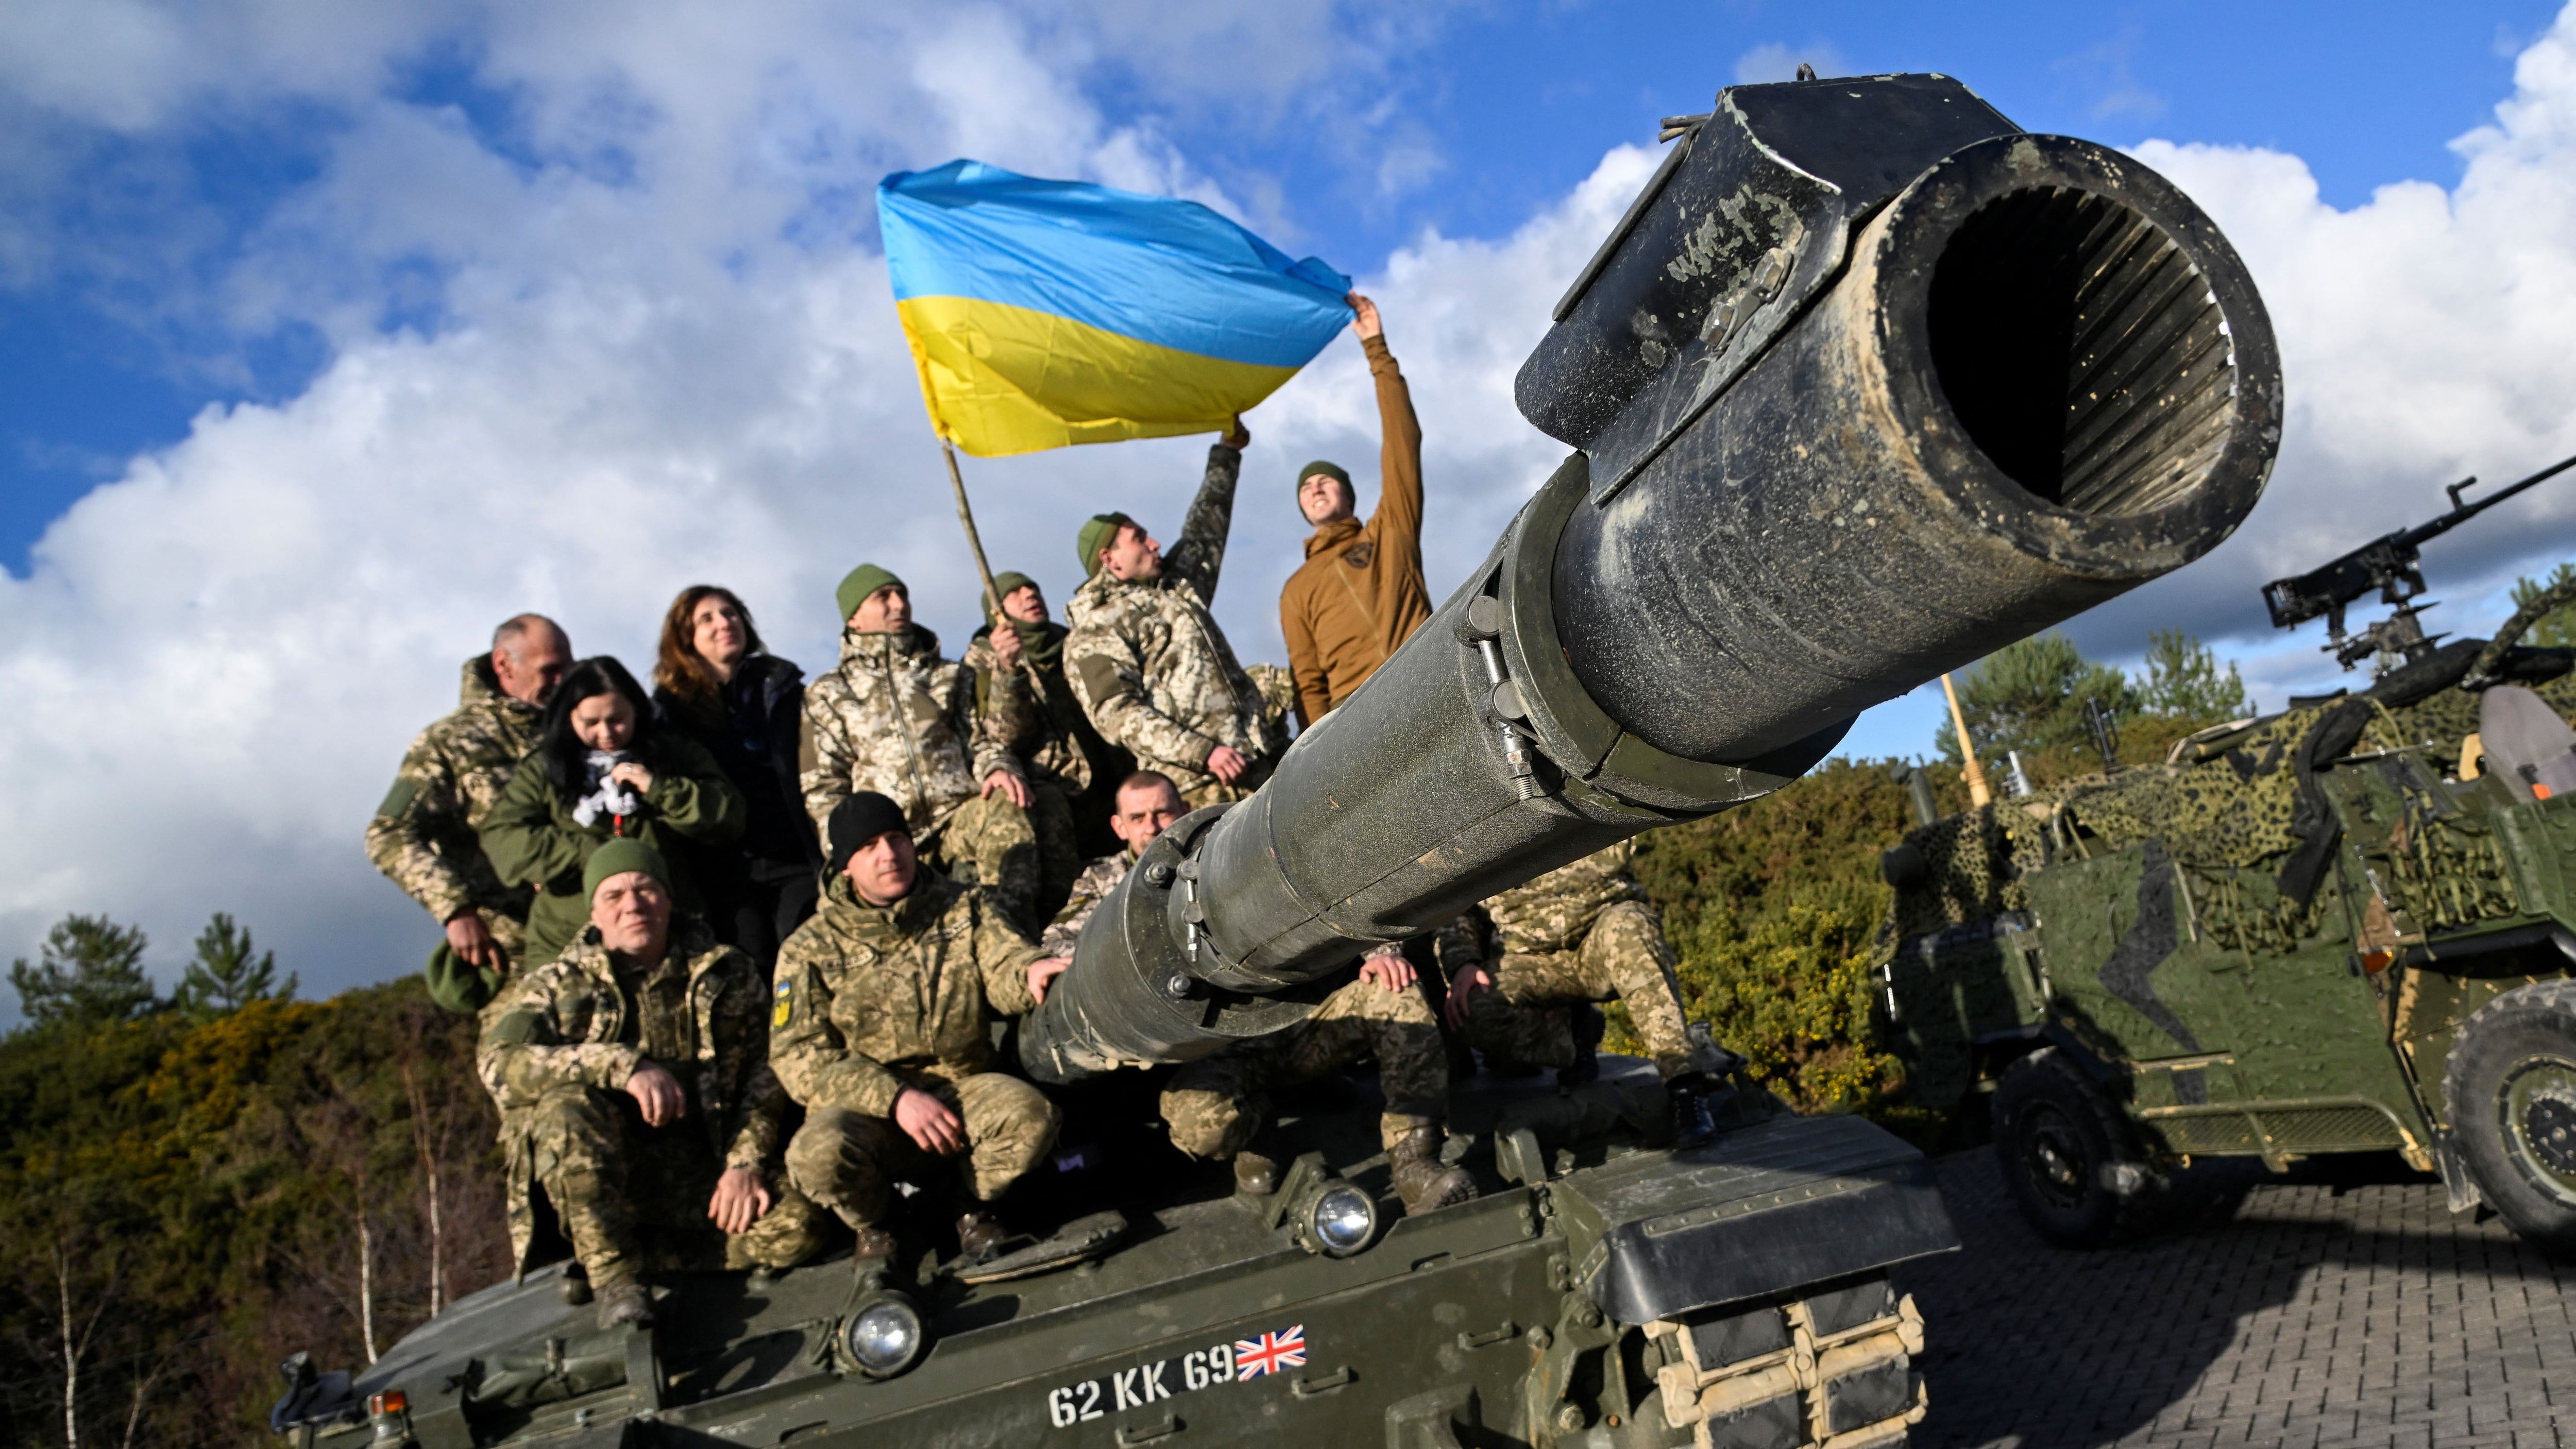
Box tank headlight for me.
[844,1292,929,1378]
[1304,1185,1379,1257]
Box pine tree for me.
[2136,629,2249,724]
[176,913,295,1016]
[2509,562,2576,649]
[9,914,161,1028]
[1935,631,2134,768]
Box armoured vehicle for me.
[1877,458,2576,1253]
[273,72,2279,1449]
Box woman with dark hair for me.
[651,585,821,969]
[481,656,747,967]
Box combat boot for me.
[1558,1005,1605,1088]
[1666,1075,1718,1149]
[1232,1146,1281,1197]
[956,1208,1012,1264]
[595,1277,654,1331]
[1387,1127,1477,1216]
[558,1261,592,1307]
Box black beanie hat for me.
[827,792,912,876]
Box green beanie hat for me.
[1077,514,1135,577]
[836,564,904,623]
[982,570,1039,625]
[1296,460,1351,495]
[583,838,671,902]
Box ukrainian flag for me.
[878,161,1354,457]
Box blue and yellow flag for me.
[878,161,1353,458]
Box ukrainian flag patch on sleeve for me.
[773,979,793,1029]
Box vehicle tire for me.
[1990,1048,2156,1248]
[2442,978,2576,1255]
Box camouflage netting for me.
[1886,640,2576,951]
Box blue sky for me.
[3,2,2557,576]
[6,0,2576,1004]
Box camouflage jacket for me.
[770,872,1043,1119]
[1064,444,1282,795]
[478,918,786,1268]
[965,624,1105,796]
[365,656,546,924]
[800,625,1016,845]
[1040,850,1134,956]
[1439,840,1647,962]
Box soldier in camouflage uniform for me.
[800,565,1046,934]
[963,570,1098,912]
[1439,839,1730,1136]
[367,615,571,1012]
[1064,420,1289,810]
[771,792,1070,1269]
[1040,772,1473,1215]
[478,840,827,1328]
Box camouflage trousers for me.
[1460,901,1722,1081]
[1163,975,1450,1158]
[786,1073,1061,1228]
[519,1084,832,1287]
[925,789,1080,937]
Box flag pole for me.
[940,438,1008,626]
[1940,672,1993,809]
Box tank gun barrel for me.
[1022,73,2282,1083]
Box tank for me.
[1878,465,2576,1253]
[270,72,2279,1449]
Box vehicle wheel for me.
[2443,978,2576,1255]
[1990,1048,2156,1248]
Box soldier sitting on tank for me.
[1043,771,1476,1214]
[800,564,1050,935]
[1439,839,1736,1142]
[962,570,1099,906]
[478,839,828,1329]
[771,791,1071,1273]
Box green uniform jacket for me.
[477,917,785,1275]
[365,655,546,926]
[479,734,748,967]
[770,873,1043,1120]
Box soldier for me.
[771,792,1070,1271]
[1279,294,1431,727]
[1038,769,1187,957]
[962,570,1100,907]
[1064,418,1287,810]
[1438,839,1734,1141]
[1043,772,1474,1216]
[800,565,1046,933]
[477,840,828,1328]
[367,613,572,1012]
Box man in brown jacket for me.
[1278,294,1431,728]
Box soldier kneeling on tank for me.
[1043,771,1476,1215]
[771,791,1070,1274]
[1439,840,1739,1144]
[479,839,829,1330]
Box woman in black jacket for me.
[652,585,821,971]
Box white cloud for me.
[15,0,2576,1007]
[0,0,1636,1009]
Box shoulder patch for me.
[1075,653,1127,705]
[490,1009,543,1046]
[375,776,421,820]
[773,978,793,1029]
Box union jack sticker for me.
[1232,1325,1306,1379]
